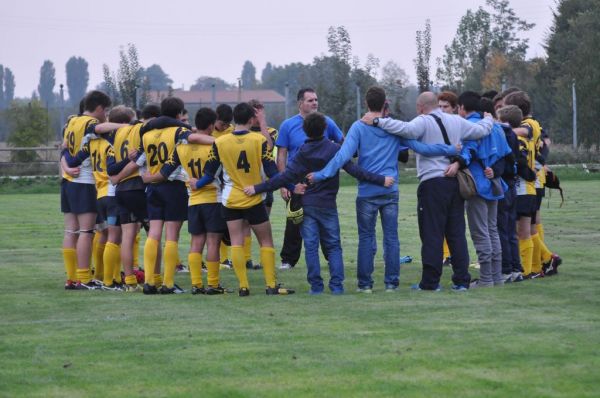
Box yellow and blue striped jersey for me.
[515,136,536,196]
[62,115,98,182]
[212,124,234,139]
[175,142,221,206]
[142,126,191,179]
[112,123,143,182]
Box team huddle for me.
[59,84,561,296]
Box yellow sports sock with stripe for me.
[220,242,229,263]
[538,223,545,242]
[244,236,252,262]
[519,238,534,275]
[143,238,159,285]
[133,233,140,267]
[91,231,100,265]
[125,274,137,286]
[531,233,542,273]
[62,248,77,281]
[231,246,249,289]
[188,252,203,288]
[77,267,91,284]
[93,242,105,281]
[206,261,220,287]
[113,246,122,283]
[260,247,276,289]
[443,239,450,259]
[163,240,178,288]
[103,242,119,286]
[154,274,163,287]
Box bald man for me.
[363,91,494,291]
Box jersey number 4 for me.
[237,150,250,173]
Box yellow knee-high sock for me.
[244,236,252,262]
[62,248,77,281]
[260,247,276,289]
[519,238,534,275]
[144,238,159,285]
[538,223,545,242]
[91,231,100,266]
[220,242,229,263]
[531,233,542,273]
[125,274,137,286]
[76,267,91,284]
[113,246,122,283]
[206,261,220,287]
[154,275,163,287]
[188,252,203,288]
[163,241,178,288]
[93,242,105,281]
[443,239,450,259]
[231,246,249,289]
[133,233,140,268]
[103,242,119,286]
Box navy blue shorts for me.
[60,179,97,214]
[516,195,537,220]
[188,203,227,235]
[146,181,188,221]
[221,202,269,225]
[116,189,148,225]
[535,188,545,211]
[97,196,120,226]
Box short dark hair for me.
[458,91,482,113]
[503,91,531,117]
[482,90,498,100]
[303,112,327,139]
[108,105,135,123]
[84,90,111,112]
[297,88,315,102]
[233,102,256,125]
[365,86,386,111]
[182,108,188,116]
[160,97,185,118]
[78,98,85,115]
[216,104,233,123]
[497,105,523,128]
[195,107,217,130]
[247,99,264,110]
[479,97,496,118]
[438,91,458,108]
[141,104,161,120]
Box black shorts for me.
[264,191,274,208]
[146,181,188,222]
[221,202,269,225]
[116,189,148,225]
[535,188,545,211]
[516,195,537,220]
[97,196,120,226]
[188,203,227,235]
[60,179,97,214]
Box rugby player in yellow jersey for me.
[195,102,295,296]
[504,91,562,278]
[140,97,215,295]
[63,106,135,291]
[60,91,128,290]
[108,104,163,292]
[148,108,229,295]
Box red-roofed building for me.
[146,89,285,107]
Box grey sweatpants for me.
[466,196,503,285]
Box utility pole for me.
[572,79,577,149]
[355,83,361,120]
[59,84,65,141]
[237,78,242,103]
[284,82,289,119]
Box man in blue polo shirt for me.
[275,88,344,269]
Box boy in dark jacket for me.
[244,112,393,294]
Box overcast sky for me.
[1,0,557,98]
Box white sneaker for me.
[279,262,293,270]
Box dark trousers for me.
[280,193,328,266]
[497,183,522,273]
[417,177,471,289]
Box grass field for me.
[1,179,599,397]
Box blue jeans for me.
[299,206,344,292]
[356,192,400,289]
